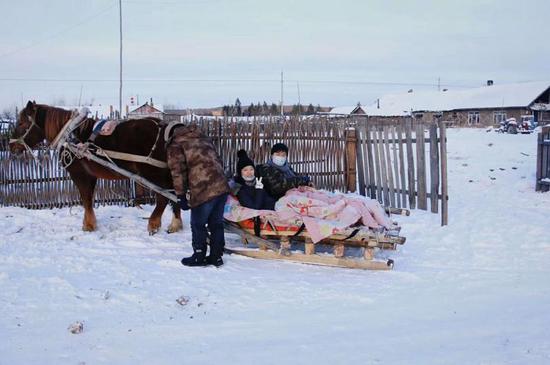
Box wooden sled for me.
[224,212,407,271]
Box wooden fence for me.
[536,125,550,192]
[0,116,448,225]
[198,117,350,192]
[355,117,448,225]
[0,128,154,208]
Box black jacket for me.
[256,163,308,200]
[233,176,276,210]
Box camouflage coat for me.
[256,162,308,200]
[166,125,229,208]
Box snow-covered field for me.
[1,128,550,364]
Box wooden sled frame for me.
[60,139,407,271]
[224,211,408,271]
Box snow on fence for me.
[0,116,448,225]
[536,125,550,192]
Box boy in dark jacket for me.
[167,124,230,267]
[256,143,311,200]
[231,150,276,210]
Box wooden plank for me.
[415,122,427,210]
[390,126,401,208]
[333,243,345,258]
[224,247,393,270]
[365,121,376,198]
[405,118,416,209]
[384,126,396,208]
[397,123,407,208]
[429,123,440,213]
[378,128,390,206]
[304,238,315,255]
[538,130,546,191]
[345,128,357,192]
[372,126,383,202]
[357,124,369,196]
[439,120,449,226]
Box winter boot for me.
[206,255,224,268]
[181,250,207,267]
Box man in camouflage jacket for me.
[167,124,230,267]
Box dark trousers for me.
[190,193,227,258]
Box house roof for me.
[365,81,550,116]
[326,105,366,115]
[128,102,164,114]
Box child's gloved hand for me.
[177,194,190,210]
[255,177,264,189]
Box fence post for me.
[345,128,357,193]
[438,120,448,226]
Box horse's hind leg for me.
[148,193,169,235]
[70,173,98,232]
[167,201,183,233]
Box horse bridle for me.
[8,112,45,158]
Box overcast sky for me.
[1,0,549,111]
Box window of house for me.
[493,111,507,125]
[468,111,480,125]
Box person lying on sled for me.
[256,142,312,200]
[230,149,276,211]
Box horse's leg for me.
[68,169,98,231]
[167,200,183,233]
[148,193,169,235]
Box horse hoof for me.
[167,218,183,234]
[149,228,159,236]
[82,225,96,232]
[166,225,182,234]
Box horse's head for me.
[9,100,45,154]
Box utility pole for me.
[78,84,83,106]
[119,0,123,119]
[297,81,301,118]
[438,77,440,92]
[280,70,284,118]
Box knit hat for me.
[270,142,288,155]
[237,149,254,173]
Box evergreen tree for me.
[307,103,315,115]
[270,103,278,115]
[262,101,268,115]
[235,98,242,116]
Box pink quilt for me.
[224,187,392,243]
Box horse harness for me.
[12,107,174,170]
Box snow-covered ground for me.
[1,129,550,364]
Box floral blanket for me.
[224,186,392,243]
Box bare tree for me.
[1,104,17,121]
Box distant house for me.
[365,81,550,127]
[127,101,164,120]
[322,104,367,117]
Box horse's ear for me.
[26,100,35,111]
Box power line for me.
[0,77,476,88]
[0,2,117,58]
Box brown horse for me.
[9,101,182,234]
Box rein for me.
[8,114,45,165]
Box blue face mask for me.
[272,155,287,166]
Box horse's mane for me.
[35,104,93,141]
